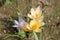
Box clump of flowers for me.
[14,6,44,32]
[5,6,45,40]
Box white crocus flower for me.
[28,6,42,20]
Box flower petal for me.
[14,20,19,25]
[28,14,33,19]
[39,15,44,22]
[39,22,45,27]
[34,28,42,32]
[20,21,26,27]
[30,8,35,15]
[19,17,23,22]
[41,15,44,18]
[42,22,45,25]
[35,6,42,17]
[18,17,26,26]
[36,6,42,13]
[13,25,18,27]
[25,24,31,30]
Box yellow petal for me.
[34,28,42,32]
[22,26,28,31]
[21,24,31,32]
[39,22,45,27]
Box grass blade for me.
[39,32,43,40]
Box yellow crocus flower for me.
[30,20,42,32]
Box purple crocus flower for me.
[13,17,26,32]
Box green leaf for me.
[17,31,26,38]
[39,32,43,40]
[4,31,26,39]
[33,31,39,40]
[6,0,11,4]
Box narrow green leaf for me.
[33,31,39,40]
[39,32,43,40]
